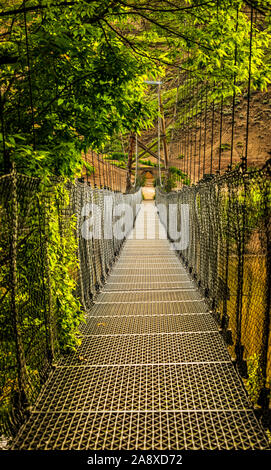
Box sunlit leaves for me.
[0,0,159,177]
[0,1,270,177]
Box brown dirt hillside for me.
[144,85,271,184]
[82,85,271,191]
[169,87,271,183]
[82,151,129,192]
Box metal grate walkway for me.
[12,201,269,450]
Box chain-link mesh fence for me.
[0,172,141,438]
[156,162,271,411]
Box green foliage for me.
[97,152,128,168]
[163,174,177,193]
[169,166,184,176]
[135,174,146,187]
[110,160,127,169]
[1,1,271,177]
[219,143,231,152]
[0,179,84,424]
[169,166,190,185]
[153,166,190,190]
[139,159,158,167]
[111,152,128,161]
[153,177,160,188]
[47,184,84,353]
[179,4,270,98]
[154,173,176,192]
[0,1,159,177]
[84,162,95,176]
[245,353,264,405]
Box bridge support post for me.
[126,133,135,192]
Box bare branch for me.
[120,8,214,51]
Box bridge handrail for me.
[0,172,141,438]
[156,165,271,410]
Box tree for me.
[0,1,270,179]
[0,1,159,177]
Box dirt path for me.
[142,186,155,200]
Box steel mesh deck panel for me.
[107,274,190,282]
[58,333,232,366]
[97,291,202,303]
[124,240,170,246]
[33,363,251,413]
[122,249,172,253]
[11,202,269,450]
[115,262,183,269]
[79,313,218,335]
[12,411,268,450]
[104,271,194,290]
[119,254,179,259]
[87,301,209,316]
[112,268,188,275]
[103,282,195,291]
[121,247,175,252]
[33,364,253,413]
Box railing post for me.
[37,192,55,365]
[221,181,231,341]
[10,167,28,407]
[258,177,271,409]
[234,173,247,377]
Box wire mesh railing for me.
[156,162,271,414]
[0,171,141,438]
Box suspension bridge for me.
[3,188,269,450]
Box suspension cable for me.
[158,83,162,186]
[203,83,208,177]
[244,6,254,172]
[198,83,203,181]
[23,0,36,150]
[230,6,239,169]
[91,151,96,187]
[133,134,138,187]
[210,99,215,175]
[218,94,223,174]
[0,90,8,172]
